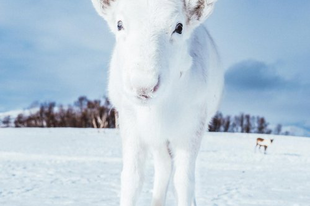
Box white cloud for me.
[221,59,310,130]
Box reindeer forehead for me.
[117,0,182,27]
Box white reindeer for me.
[91,0,223,205]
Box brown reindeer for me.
[256,138,274,154]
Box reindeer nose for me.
[135,78,160,100]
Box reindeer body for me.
[256,138,274,154]
[92,0,223,205]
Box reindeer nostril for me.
[153,76,160,93]
[140,94,149,99]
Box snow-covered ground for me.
[0,129,309,206]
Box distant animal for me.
[91,0,223,205]
[256,138,274,154]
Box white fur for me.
[257,139,273,147]
[92,0,223,205]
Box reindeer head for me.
[92,0,217,105]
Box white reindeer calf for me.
[256,138,274,154]
[92,0,223,205]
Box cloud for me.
[220,59,310,130]
[225,60,293,91]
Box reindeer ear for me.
[92,0,116,25]
[184,0,217,27]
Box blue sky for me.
[0,0,310,130]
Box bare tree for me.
[257,117,268,134]
[274,124,282,135]
[209,112,222,132]
[2,116,11,127]
[14,114,25,127]
[244,114,252,133]
[223,115,231,132]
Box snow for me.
[0,128,309,206]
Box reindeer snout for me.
[135,79,160,100]
[130,73,160,100]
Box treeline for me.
[0,96,286,135]
[209,112,285,135]
[1,96,116,128]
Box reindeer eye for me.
[174,23,183,34]
[117,20,124,31]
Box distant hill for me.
[281,125,310,137]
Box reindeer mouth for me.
[138,94,151,100]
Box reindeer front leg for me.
[120,142,146,206]
[172,135,202,206]
[119,113,147,206]
[151,143,172,206]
